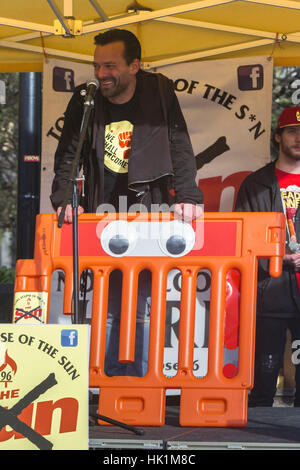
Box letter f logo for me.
[238,64,264,91]
[61,330,78,347]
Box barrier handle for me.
[206,264,226,380]
[178,268,197,375]
[269,256,283,278]
[119,268,138,363]
[89,270,110,371]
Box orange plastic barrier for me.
[13,212,285,427]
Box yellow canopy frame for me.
[0,0,299,72]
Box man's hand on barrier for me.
[174,203,203,222]
[57,204,84,224]
[284,252,300,271]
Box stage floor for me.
[88,399,300,450]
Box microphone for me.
[84,78,99,107]
[289,240,300,253]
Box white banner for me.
[160,57,273,211]
[40,56,273,384]
[41,56,273,213]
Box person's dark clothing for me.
[50,69,203,212]
[235,161,300,318]
[235,161,300,406]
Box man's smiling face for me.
[93,41,139,104]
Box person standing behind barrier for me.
[235,106,300,406]
[50,29,203,376]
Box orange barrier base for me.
[96,388,248,427]
[180,389,248,427]
[97,388,166,426]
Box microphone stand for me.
[58,97,94,324]
[57,91,144,436]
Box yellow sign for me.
[0,324,89,450]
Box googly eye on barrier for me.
[100,221,137,257]
[159,221,195,257]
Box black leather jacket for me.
[235,161,300,318]
[50,69,203,212]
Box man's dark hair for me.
[272,127,284,151]
[94,29,141,64]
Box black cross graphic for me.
[14,307,44,323]
[0,373,57,450]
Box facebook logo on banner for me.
[61,330,78,347]
[53,66,75,92]
[237,65,264,91]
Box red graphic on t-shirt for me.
[118,131,132,159]
[276,168,300,291]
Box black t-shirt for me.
[103,94,137,210]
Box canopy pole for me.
[17,72,42,260]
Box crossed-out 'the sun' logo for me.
[0,343,17,388]
[13,292,48,324]
[14,296,43,322]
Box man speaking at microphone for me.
[50,29,203,376]
[51,28,203,221]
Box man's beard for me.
[281,142,300,161]
[100,77,128,99]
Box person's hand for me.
[284,252,300,271]
[57,204,84,224]
[173,203,203,222]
